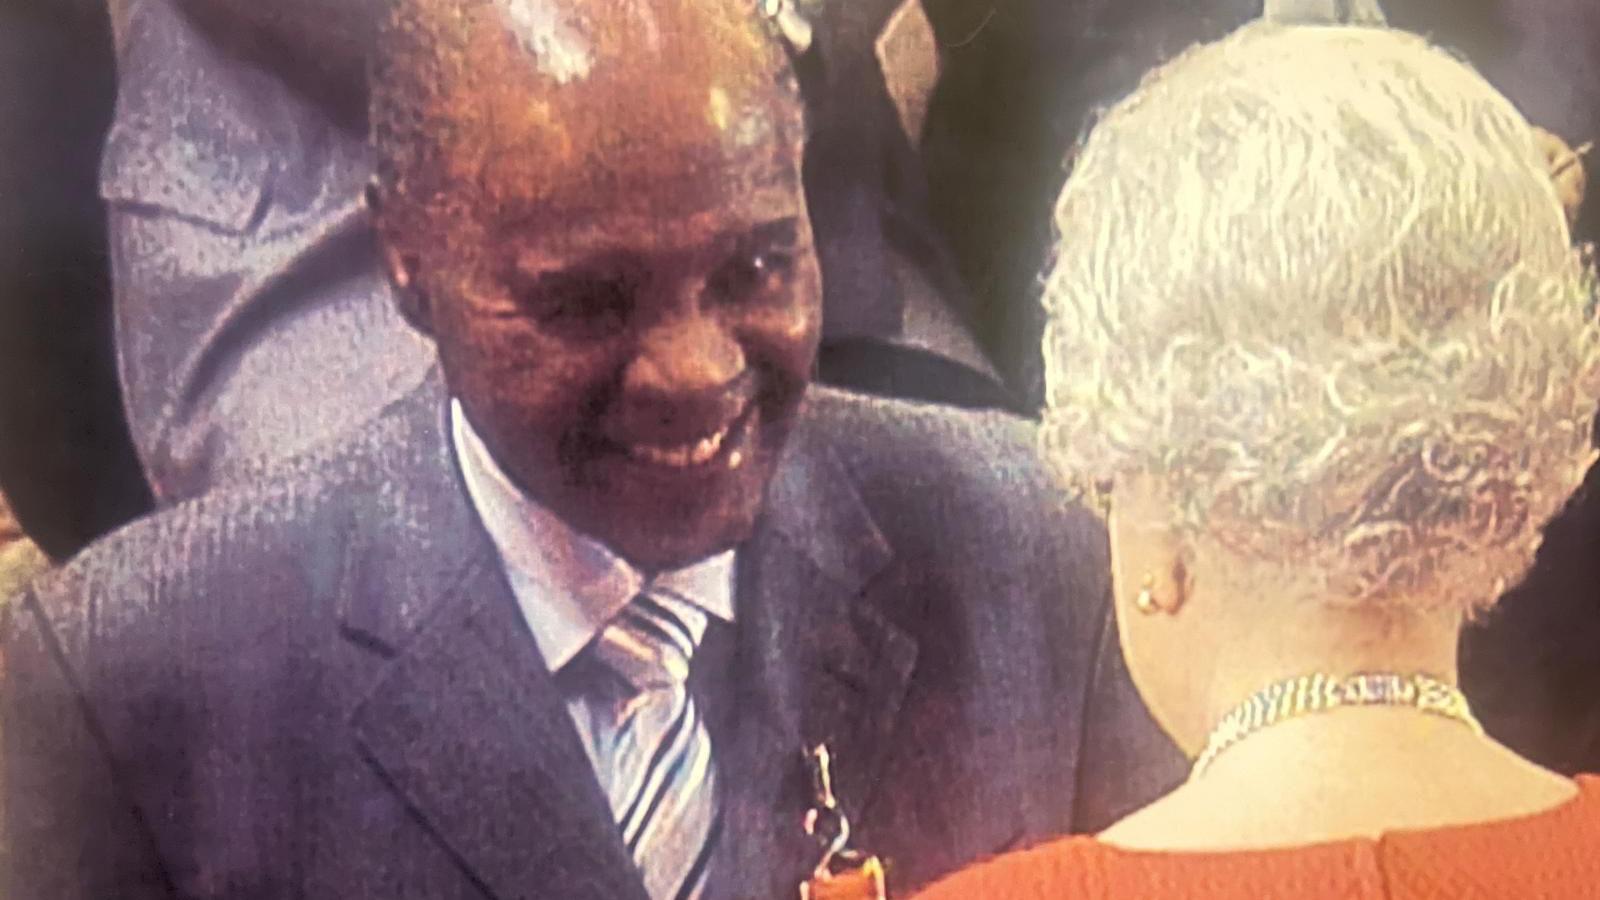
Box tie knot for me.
[594,590,710,692]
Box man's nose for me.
[623,313,747,398]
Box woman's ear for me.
[367,179,434,335]
[1165,540,1195,615]
[1108,474,1193,616]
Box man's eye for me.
[707,249,795,304]
[519,272,634,335]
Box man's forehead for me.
[412,0,803,211]
[502,186,806,269]
[487,148,804,236]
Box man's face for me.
[389,87,821,571]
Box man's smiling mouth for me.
[620,402,754,471]
[627,424,733,468]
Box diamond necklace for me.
[1190,672,1484,779]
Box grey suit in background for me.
[2,377,1182,899]
[103,0,435,503]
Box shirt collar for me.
[451,401,736,672]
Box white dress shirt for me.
[450,401,736,774]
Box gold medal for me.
[799,745,888,900]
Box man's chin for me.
[603,503,761,573]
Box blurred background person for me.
[920,7,1600,897]
[100,0,438,504]
[784,0,1009,407]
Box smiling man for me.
[369,0,823,572]
[1,2,1178,898]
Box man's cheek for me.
[742,308,821,370]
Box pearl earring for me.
[1135,574,1160,615]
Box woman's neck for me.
[1180,600,1465,750]
[1104,599,1581,851]
[1102,703,1577,852]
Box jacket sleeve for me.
[1068,584,1187,832]
[2,589,173,898]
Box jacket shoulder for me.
[801,387,1105,564]
[805,387,1045,483]
[19,470,344,677]
[12,403,437,681]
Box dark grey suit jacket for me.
[2,381,1181,899]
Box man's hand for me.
[876,0,939,141]
[0,491,47,599]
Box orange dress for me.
[913,776,1600,899]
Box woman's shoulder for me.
[1374,774,1600,898]
[911,835,1107,900]
[912,833,1381,900]
[913,777,1600,900]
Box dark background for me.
[0,0,149,559]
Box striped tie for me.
[590,589,722,900]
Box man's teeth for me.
[629,425,730,467]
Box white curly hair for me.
[1041,21,1600,613]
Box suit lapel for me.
[329,383,919,899]
[712,413,920,897]
[337,385,649,900]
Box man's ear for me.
[366,179,434,335]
